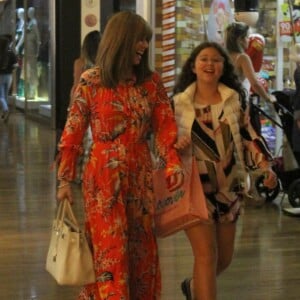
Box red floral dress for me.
[57,68,182,300]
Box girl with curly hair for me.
[173,41,277,300]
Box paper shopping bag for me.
[153,157,208,238]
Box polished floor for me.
[1,112,300,300]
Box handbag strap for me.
[56,200,79,228]
[55,200,65,222]
[63,200,79,226]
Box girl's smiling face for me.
[193,47,224,83]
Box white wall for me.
[81,0,100,42]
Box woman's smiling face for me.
[133,38,149,65]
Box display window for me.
[0,0,53,124]
[154,0,285,155]
[154,0,297,92]
[15,0,52,121]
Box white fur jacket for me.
[173,82,245,164]
[173,82,272,192]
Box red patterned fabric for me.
[57,67,182,299]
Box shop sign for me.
[279,21,293,42]
[279,3,300,42]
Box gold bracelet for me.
[58,182,70,189]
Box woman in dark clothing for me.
[0,34,18,122]
[291,59,300,166]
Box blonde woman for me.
[225,22,276,103]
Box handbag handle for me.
[56,200,79,229]
[55,200,65,222]
[62,200,78,226]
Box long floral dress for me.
[57,67,182,300]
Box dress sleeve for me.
[57,74,91,181]
[240,107,273,169]
[150,73,182,176]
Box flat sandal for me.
[181,278,192,300]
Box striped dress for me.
[174,82,273,223]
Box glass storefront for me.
[15,0,52,123]
[0,0,53,125]
[153,0,297,92]
[1,0,296,132]
[153,0,289,155]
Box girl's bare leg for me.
[184,221,236,300]
[216,222,236,275]
[185,223,217,300]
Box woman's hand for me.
[166,172,184,192]
[174,135,191,151]
[268,94,277,103]
[56,181,73,204]
[263,168,278,190]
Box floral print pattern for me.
[57,67,181,299]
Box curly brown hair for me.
[173,41,247,108]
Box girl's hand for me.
[174,135,191,151]
[166,172,184,192]
[263,169,278,190]
[268,94,277,103]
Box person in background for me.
[225,22,276,104]
[69,30,101,183]
[172,41,277,300]
[56,11,183,299]
[15,7,25,96]
[69,30,101,105]
[245,33,269,135]
[290,52,300,166]
[225,22,277,205]
[0,34,18,122]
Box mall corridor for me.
[1,112,300,300]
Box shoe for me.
[2,111,9,123]
[181,278,192,300]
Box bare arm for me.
[238,53,275,102]
[73,58,84,87]
[69,58,84,105]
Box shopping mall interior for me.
[0,0,300,299]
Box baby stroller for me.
[253,90,300,210]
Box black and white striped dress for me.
[191,101,272,223]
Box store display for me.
[207,0,233,44]
[24,7,41,99]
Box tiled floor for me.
[1,112,300,300]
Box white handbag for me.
[45,200,96,286]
